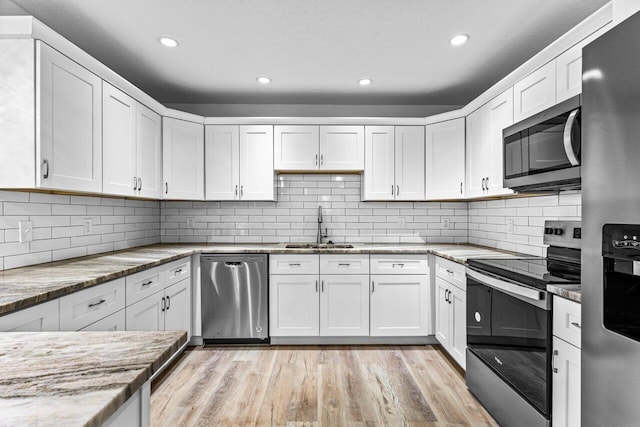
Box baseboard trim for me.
[270,335,437,345]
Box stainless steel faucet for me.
[317,205,328,245]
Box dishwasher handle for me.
[225,261,243,267]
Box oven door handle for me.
[563,108,580,167]
[466,267,543,301]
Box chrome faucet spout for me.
[317,205,327,245]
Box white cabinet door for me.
[102,82,136,197]
[205,125,239,200]
[274,125,319,170]
[0,299,59,332]
[80,309,126,331]
[513,61,557,122]
[269,275,319,336]
[553,337,581,427]
[319,126,364,170]
[556,44,583,103]
[136,103,162,199]
[434,277,451,348]
[449,284,467,369]
[426,118,465,200]
[370,274,428,336]
[239,125,274,200]
[320,275,369,336]
[487,87,514,196]
[394,126,425,200]
[125,291,164,331]
[364,126,395,200]
[163,118,204,200]
[37,42,102,193]
[164,279,191,338]
[465,105,490,198]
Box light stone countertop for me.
[0,330,187,427]
[547,284,582,303]
[0,243,522,316]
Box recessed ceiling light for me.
[257,76,272,84]
[449,34,470,46]
[358,78,372,86]
[158,36,179,48]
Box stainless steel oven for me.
[503,95,581,192]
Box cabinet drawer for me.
[270,255,319,275]
[165,257,191,286]
[60,278,126,331]
[320,254,369,275]
[126,265,165,306]
[370,255,428,275]
[0,299,60,332]
[553,296,581,348]
[435,257,466,291]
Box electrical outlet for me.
[397,217,406,228]
[507,219,514,235]
[19,220,33,243]
[442,218,451,229]
[83,218,93,234]
[186,218,194,227]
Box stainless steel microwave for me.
[503,95,581,192]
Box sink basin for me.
[285,243,354,249]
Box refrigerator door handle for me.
[563,108,580,166]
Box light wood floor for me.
[151,345,497,426]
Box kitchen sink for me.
[285,243,354,249]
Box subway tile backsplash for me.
[0,176,582,270]
[160,174,469,245]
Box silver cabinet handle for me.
[240,185,244,197]
[174,268,183,274]
[289,263,301,267]
[371,280,375,293]
[235,185,238,198]
[338,263,351,267]
[481,178,486,191]
[396,185,400,196]
[446,269,454,275]
[485,177,489,189]
[315,280,318,292]
[321,280,325,292]
[133,176,138,190]
[391,185,394,196]
[165,182,168,194]
[460,182,463,194]
[166,295,170,310]
[141,280,153,287]
[320,154,324,166]
[563,108,581,166]
[571,321,581,329]
[138,177,142,191]
[445,289,450,303]
[315,154,318,166]
[161,296,166,312]
[552,349,559,373]
[88,299,106,308]
[43,159,49,179]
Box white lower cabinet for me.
[552,296,581,427]
[59,278,125,331]
[80,309,126,331]
[434,257,467,369]
[320,275,369,336]
[164,279,191,333]
[370,274,429,336]
[0,299,59,332]
[269,274,320,337]
[126,290,165,331]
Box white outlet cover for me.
[19,220,33,243]
[442,218,451,229]
[83,218,93,234]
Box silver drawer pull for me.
[174,268,183,274]
[570,321,581,329]
[289,263,301,267]
[446,269,454,275]
[338,263,351,267]
[392,263,405,268]
[88,299,106,308]
[141,280,153,287]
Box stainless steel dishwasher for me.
[200,254,269,343]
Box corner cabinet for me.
[205,125,274,201]
[466,88,514,198]
[363,126,425,201]
[426,118,465,199]
[163,118,205,200]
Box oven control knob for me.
[475,312,481,323]
[553,228,564,236]
[544,227,554,235]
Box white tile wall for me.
[161,174,469,245]
[468,191,581,256]
[0,191,160,270]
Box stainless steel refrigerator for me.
[582,10,640,426]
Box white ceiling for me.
[5,0,608,106]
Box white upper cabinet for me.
[556,44,582,103]
[394,126,425,200]
[513,61,556,122]
[274,125,364,171]
[364,126,395,200]
[274,125,319,170]
[103,82,162,198]
[205,125,274,201]
[426,118,465,200]
[38,42,102,193]
[465,88,514,198]
[163,118,204,200]
[319,126,365,170]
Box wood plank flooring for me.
[151,345,497,426]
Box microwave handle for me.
[563,109,580,167]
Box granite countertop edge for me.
[0,243,520,316]
[547,284,582,303]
